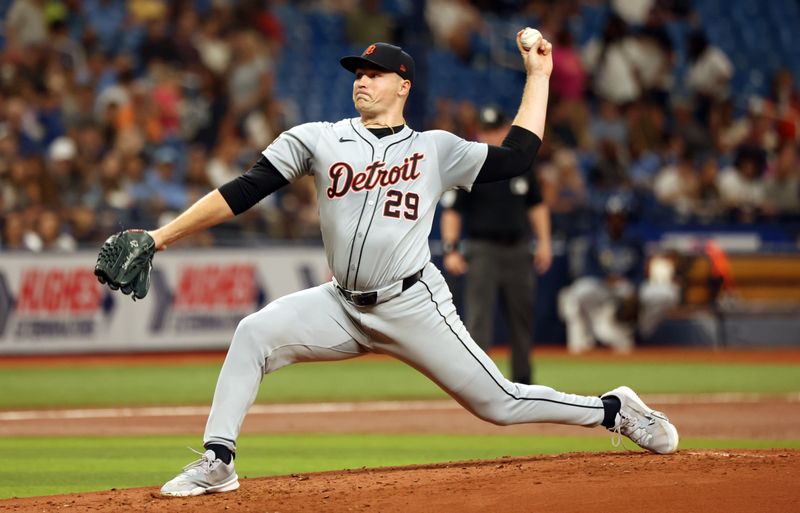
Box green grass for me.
[2,434,798,499]
[1,357,798,409]
[1,357,797,500]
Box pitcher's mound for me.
[2,450,798,512]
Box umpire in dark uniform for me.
[440,105,552,385]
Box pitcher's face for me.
[352,67,409,116]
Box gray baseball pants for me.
[204,262,604,451]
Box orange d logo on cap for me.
[341,43,415,81]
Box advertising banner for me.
[0,247,329,354]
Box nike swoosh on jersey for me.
[339,137,355,143]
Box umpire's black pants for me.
[464,239,534,384]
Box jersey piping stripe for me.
[344,119,375,289]
[380,130,414,160]
[344,192,370,289]
[418,278,604,410]
[352,130,415,288]
[352,187,382,288]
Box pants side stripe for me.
[419,278,603,410]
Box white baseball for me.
[520,27,542,51]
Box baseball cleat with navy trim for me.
[602,386,679,454]
[160,449,239,497]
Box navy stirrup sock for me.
[601,395,621,428]
[204,443,234,464]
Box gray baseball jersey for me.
[202,118,605,452]
[265,118,486,291]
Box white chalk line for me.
[1,392,798,422]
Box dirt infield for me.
[1,398,799,512]
[2,348,799,511]
[2,450,798,512]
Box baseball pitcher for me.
[95,32,678,498]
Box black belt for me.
[337,269,423,307]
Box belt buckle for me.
[337,286,351,301]
[352,291,377,306]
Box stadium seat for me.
[265,1,800,127]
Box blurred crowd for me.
[1,0,799,252]
[426,1,800,238]
[1,0,311,250]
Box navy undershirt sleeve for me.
[219,126,540,214]
[474,126,542,184]
[218,156,290,215]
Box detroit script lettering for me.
[326,153,424,198]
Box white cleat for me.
[602,386,679,454]
[160,449,240,497]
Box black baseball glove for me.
[94,230,156,300]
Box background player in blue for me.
[138,33,679,497]
[559,197,679,353]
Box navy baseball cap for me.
[340,43,415,82]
